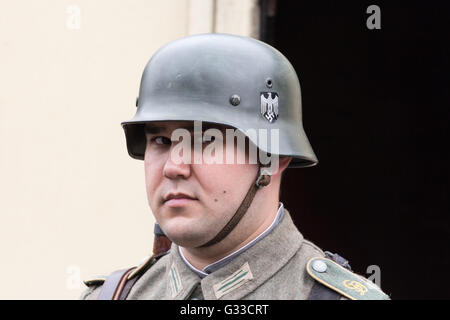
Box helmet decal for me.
[260,92,279,123]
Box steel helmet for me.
[121,33,318,168]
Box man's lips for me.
[163,192,197,202]
[163,192,198,207]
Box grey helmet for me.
[121,33,318,168]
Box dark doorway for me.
[262,0,450,299]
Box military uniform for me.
[82,34,391,300]
[81,205,390,300]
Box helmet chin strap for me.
[198,164,271,248]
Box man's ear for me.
[279,156,292,172]
[271,156,292,177]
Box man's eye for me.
[153,136,171,145]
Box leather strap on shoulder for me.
[97,267,136,300]
[96,251,169,300]
[97,223,172,300]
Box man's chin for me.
[162,225,213,248]
[166,234,205,248]
[157,203,199,219]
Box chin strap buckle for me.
[255,168,271,188]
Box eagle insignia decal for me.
[260,92,279,123]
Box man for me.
[81,34,390,300]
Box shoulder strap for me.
[307,251,350,300]
[307,251,390,300]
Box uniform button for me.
[312,260,327,273]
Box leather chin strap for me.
[198,164,271,248]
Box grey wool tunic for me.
[81,207,390,300]
[82,208,327,300]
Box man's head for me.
[143,120,291,248]
[121,33,318,250]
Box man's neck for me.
[179,202,282,272]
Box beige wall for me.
[0,0,258,299]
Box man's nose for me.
[162,144,192,180]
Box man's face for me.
[144,121,259,248]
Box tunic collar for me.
[165,205,304,300]
[178,203,286,278]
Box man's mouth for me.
[163,192,198,207]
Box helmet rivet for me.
[229,94,241,106]
[265,78,273,88]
